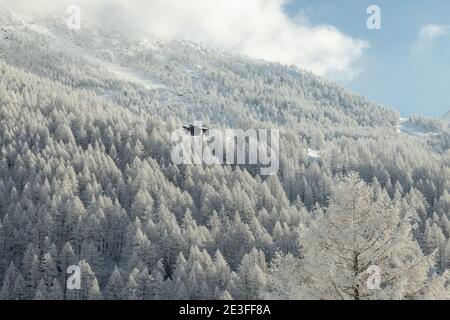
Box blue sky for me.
[285,0,450,118]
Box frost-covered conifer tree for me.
[301,174,449,300]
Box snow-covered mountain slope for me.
[0,4,400,130]
[1,4,448,156]
[1,3,450,301]
[1,4,447,155]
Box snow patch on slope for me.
[397,118,440,137]
[307,150,320,159]
[0,4,167,92]
[306,148,320,159]
[88,57,167,91]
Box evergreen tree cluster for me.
[0,16,449,299]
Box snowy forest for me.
[0,5,450,300]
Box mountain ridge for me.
[0,5,400,129]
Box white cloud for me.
[3,0,369,78]
[418,24,449,44]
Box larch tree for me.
[301,173,449,300]
[33,279,47,300]
[105,266,125,300]
[48,278,64,300]
[234,248,268,300]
